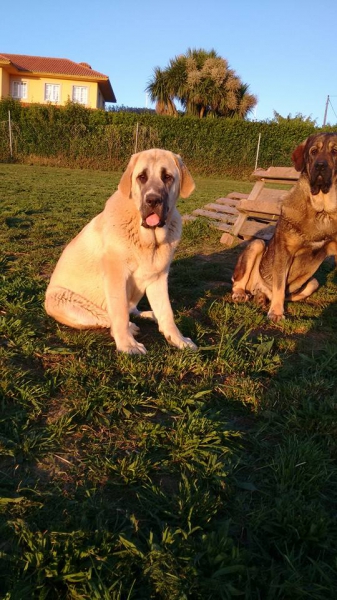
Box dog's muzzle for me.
[310,159,333,195]
[141,193,168,228]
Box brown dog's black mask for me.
[292,133,337,195]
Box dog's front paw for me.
[167,335,197,351]
[232,288,250,303]
[116,338,147,355]
[254,290,268,308]
[267,310,285,323]
[180,337,198,351]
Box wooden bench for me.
[184,191,248,233]
[219,166,299,246]
[182,166,300,245]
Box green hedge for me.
[0,98,335,176]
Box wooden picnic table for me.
[220,166,299,245]
[183,166,300,246]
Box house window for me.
[45,83,60,103]
[12,80,27,99]
[72,86,88,105]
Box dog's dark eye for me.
[137,172,147,184]
[310,147,318,156]
[163,173,173,183]
[332,147,337,155]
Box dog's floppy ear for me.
[292,135,317,172]
[291,140,307,172]
[118,153,139,196]
[173,154,195,198]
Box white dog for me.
[45,149,197,354]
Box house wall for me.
[3,72,100,108]
[0,68,10,97]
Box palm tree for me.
[146,67,177,116]
[146,49,257,119]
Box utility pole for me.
[323,95,329,126]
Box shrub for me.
[1,98,334,176]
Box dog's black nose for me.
[315,160,327,172]
[145,194,162,208]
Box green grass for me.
[1,164,337,599]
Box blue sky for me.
[2,0,337,125]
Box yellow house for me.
[0,53,116,109]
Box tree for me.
[271,110,317,126]
[146,67,177,116]
[146,48,257,119]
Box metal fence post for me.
[8,110,13,158]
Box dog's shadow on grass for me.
[139,242,243,319]
[171,246,240,301]
[132,242,242,347]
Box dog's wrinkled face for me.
[118,149,195,229]
[135,153,180,228]
[292,133,337,195]
[291,133,337,212]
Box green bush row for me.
[0,98,335,176]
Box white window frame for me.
[44,83,60,103]
[72,85,88,105]
[12,80,27,100]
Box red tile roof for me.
[0,53,116,102]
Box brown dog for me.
[45,149,197,354]
[232,132,337,322]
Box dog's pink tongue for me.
[146,213,160,227]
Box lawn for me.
[1,164,337,599]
